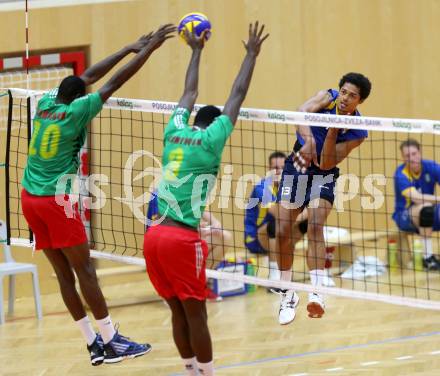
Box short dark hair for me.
[56,75,86,104]
[400,138,421,152]
[339,72,372,100]
[194,105,222,129]
[268,151,286,165]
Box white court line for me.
[430,350,440,355]
[360,361,380,366]
[290,374,308,376]
[326,368,344,372]
[395,356,413,360]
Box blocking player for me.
[270,73,371,324]
[21,25,175,365]
[143,22,268,376]
[147,191,232,267]
[147,192,232,301]
[393,138,440,270]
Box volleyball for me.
[178,12,211,42]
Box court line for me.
[326,367,344,372]
[169,330,440,375]
[360,361,380,366]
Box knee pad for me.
[267,219,276,238]
[419,205,435,228]
[298,219,308,235]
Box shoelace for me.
[280,293,296,309]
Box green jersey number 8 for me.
[164,147,184,181]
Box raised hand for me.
[183,23,208,50]
[242,21,269,56]
[147,24,177,51]
[127,33,154,53]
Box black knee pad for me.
[267,219,276,238]
[420,205,435,227]
[298,219,308,235]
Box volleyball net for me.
[2,87,440,310]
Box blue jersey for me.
[296,89,368,156]
[393,160,440,214]
[244,177,277,243]
[146,191,159,228]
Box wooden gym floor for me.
[1,278,440,376]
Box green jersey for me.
[22,88,103,196]
[157,107,233,228]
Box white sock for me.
[76,316,96,346]
[309,269,325,287]
[423,237,433,259]
[96,315,116,344]
[268,261,280,280]
[280,269,292,282]
[182,357,198,375]
[198,360,214,375]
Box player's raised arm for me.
[222,21,269,124]
[80,33,154,86]
[177,26,208,111]
[295,90,333,169]
[298,90,333,113]
[98,24,176,102]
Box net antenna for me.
[25,0,30,92]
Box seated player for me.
[146,191,232,300]
[20,25,175,365]
[245,151,335,287]
[143,22,268,376]
[271,72,371,324]
[244,151,289,281]
[393,139,440,270]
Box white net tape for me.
[8,88,440,134]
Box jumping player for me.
[21,25,175,365]
[271,73,371,324]
[143,22,268,376]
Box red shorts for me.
[144,225,208,301]
[21,189,88,250]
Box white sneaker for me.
[278,289,299,325]
[307,292,325,318]
[322,270,336,287]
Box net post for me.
[4,90,12,246]
[26,95,33,244]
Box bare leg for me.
[167,297,194,359]
[307,199,332,271]
[61,242,108,320]
[43,248,86,321]
[410,204,434,263]
[269,204,302,274]
[181,298,212,363]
